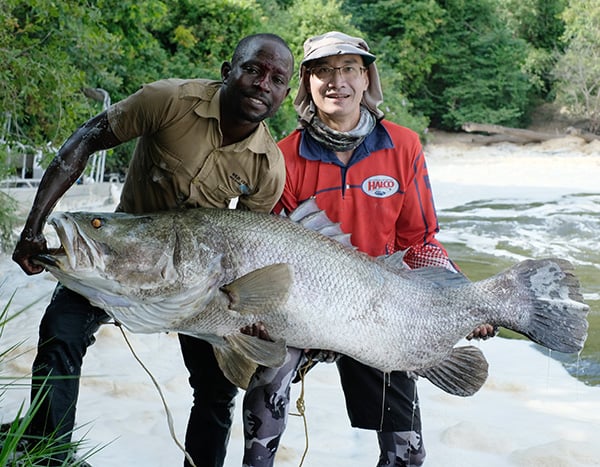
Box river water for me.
[425,136,600,386]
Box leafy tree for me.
[0,1,116,155]
[156,0,264,80]
[344,0,443,98]
[92,0,171,98]
[552,0,600,133]
[417,0,533,130]
[497,0,567,99]
[376,62,430,137]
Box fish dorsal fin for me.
[213,334,287,389]
[415,346,489,397]
[408,267,471,288]
[220,263,292,313]
[287,199,355,249]
[377,250,410,272]
[287,197,321,221]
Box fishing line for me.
[114,322,197,467]
[408,377,419,464]
[289,357,313,467]
[409,378,417,432]
[378,371,390,432]
[545,348,553,392]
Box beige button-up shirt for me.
[107,78,285,214]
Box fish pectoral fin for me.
[220,263,293,314]
[225,332,287,368]
[213,345,258,390]
[415,346,489,397]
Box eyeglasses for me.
[309,65,367,81]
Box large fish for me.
[34,201,589,396]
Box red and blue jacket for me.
[276,120,455,270]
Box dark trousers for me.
[28,284,238,467]
[179,335,238,467]
[28,285,110,463]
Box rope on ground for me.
[114,322,197,467]
[288,357,313,467]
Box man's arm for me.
[394,149,454,270]
[13,111,121,275]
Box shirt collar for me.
[183,80,280,165]
[299,120,393,165]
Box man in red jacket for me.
[241,32,494,467]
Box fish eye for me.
[91,217,104,229]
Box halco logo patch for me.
[361,175,399,198]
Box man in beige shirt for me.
[12,33,294,467]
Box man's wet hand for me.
[466,324,498,340]
[240,321,272,341]
[12,232,47,275]
[305,349,340,363]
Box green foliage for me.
[156,0,264,80]
[497,0,566,49]
[552,0,600,133]
[0,301,100,465]
[283,0,360,57]
[0,0,111,151]
[415,0,533,130]
[376,63,430,139]
[496,0,567,98]
[0,192,17,253]
[91,0,170,98]
[344,0,443,98]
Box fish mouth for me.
[33,213,104,272]
[33,247,66,269]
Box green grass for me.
[0,292,101,466]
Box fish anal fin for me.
[416,346,489,397]
[220,263,292,314]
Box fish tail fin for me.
[486,258,589,353]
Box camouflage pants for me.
[242,348,426,467]
[242,348,304,467]
[376,430,426,467]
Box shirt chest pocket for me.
[149,146,185,175]
[191,151,257,205]
[144,148,187,201]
